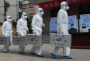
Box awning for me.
[39,0,90,10]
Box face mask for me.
[40,12,44,15]
[66,6,69,10]
[24,16,27,19]
[22,15,27,19]
[62,6,69,10]
[9,19,12,22]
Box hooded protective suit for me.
[51,1,73,59]
[2,16,12,52]
[30,8,45,57]
[17,12,28,54]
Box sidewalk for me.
[0,44,90,61]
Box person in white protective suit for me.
[17,12,28,54]
[30,8,45,57]
[51,1,74,59]
[2,16,12,53]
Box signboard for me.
[68,15,78,30]
[0,36,10,45]
[50,17,57,33]
[26,34,43,46]
[12,36,26,45]
[80,14,90,29]
[50,33,71,47]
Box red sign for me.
[39,0,90,10]
[39,1,60,10]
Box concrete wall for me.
[6,0,19,21]
[0,0,4,22]
[0,1,4,35]
[0,0,20,22]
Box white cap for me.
[6,16,11,20]
[60,1,68,7]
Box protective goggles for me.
[23,14,27,16]
[39,10,44,12]
[9,17,12,19]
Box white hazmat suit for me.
[17,12,28,54]
[2,16,12,53]
[30,8,45,57]
[51,1,73,59]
